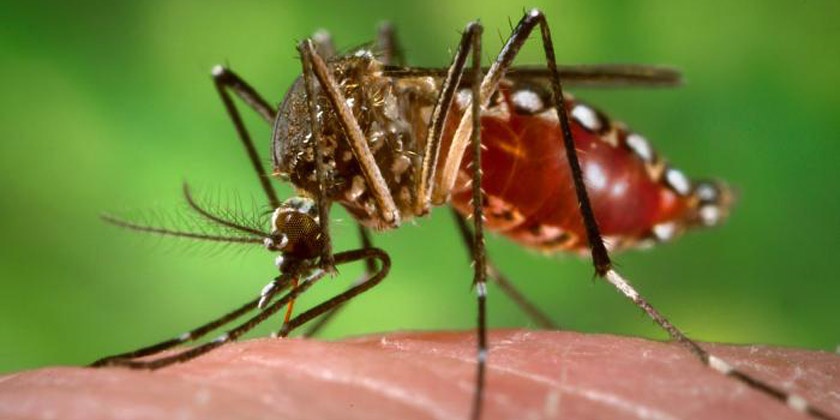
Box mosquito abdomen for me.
[450,84,732,253]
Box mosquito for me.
[92,9,836,420]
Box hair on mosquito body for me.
[93,8,838,420]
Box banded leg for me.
[414,21,486,419]
[94,273,320,369]
[450,209,557,330]
[92,248,389,369]
[466,23,487,420]
[602,270,836,419]
[90,276,293,368]
[472,9,834,420]
[211,66,280,209]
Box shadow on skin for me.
[1,330,838,419]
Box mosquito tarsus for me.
[92,9,836,420]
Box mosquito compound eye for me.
[269,197,323,259]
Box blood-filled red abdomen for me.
[450,91,700,253]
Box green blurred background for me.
[1,0,838,373]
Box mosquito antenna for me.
[100,214,265,244]
[181,183,270,237]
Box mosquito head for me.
[689,180,735,228]
[264,197,324,263]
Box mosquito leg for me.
[296,39,401,229]
[415,25,480,215]
[490,9,833,419]
[463,23,488,420]
[297,40,336,271]
[411,21,488,419]
[91,276,294,367]
[211,66,280,209]
[91,298,258,367]
[302,224,377,338]
[278,247,391,337]
[92,250,387,370]
[450,209,557,330]
[375,22,405,66]
[602,269,836,420]
[93,271,325,370]
[357,226,377,274]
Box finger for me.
[0,330,837,419]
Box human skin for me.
[1,330,838,420]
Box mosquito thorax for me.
[271,49,440,229]
[264,197,323,261]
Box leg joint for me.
[211,64,229,81]
[527,8,545,19]
[463,21,484,35]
